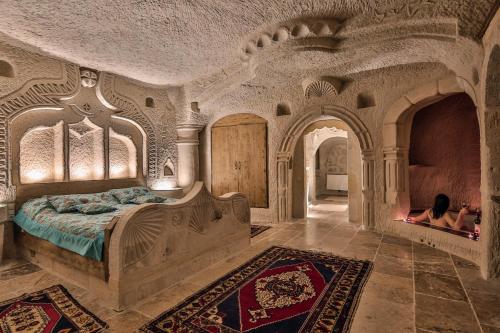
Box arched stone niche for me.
[277,105,374,229]
[10,107,145,186]
[20,121,64,184]
[382,75,478,218]
[381,74,489,268]
[0,60,14,78]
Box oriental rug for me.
[0,284,108,333]
[250,225,271,238]
[139,246,373,333]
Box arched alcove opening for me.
[382,75,486,267]
[0,60,14,78]
[211,113,268,208]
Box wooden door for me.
[211,114,268,208]
[211,125,239,196]
[237,123,267,207]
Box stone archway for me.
[277,105,374,229]
[382,74,478,219]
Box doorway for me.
[291,119,363,223]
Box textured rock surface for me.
[0,0,496,84]
[409,93,481,211]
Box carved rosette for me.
[232,196,251,224]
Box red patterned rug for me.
[0,285,108,333]
[139,246,373,333]
[250,225,271,238]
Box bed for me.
[13,180,251,310]
[8,107,251,311]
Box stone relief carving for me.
[80,68,98,88]
[302,77,343,99]
[232,195,251,224]
[99,73,158,179]
[122,206,164,268]
[241,18,342,61]
[0,62,80,188]
[373,0,437,22]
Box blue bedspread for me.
[14,189,175,261]
[14,199,138,261]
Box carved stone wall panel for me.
[0,62,79,187]
[99,73,159,179]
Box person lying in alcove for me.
[409,194,473,231]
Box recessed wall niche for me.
[0,60,14,78]
[276,103,291,116]
[145,97,155,108]
[357,92,376,109]
[69,118,104,180]
[109,128,137,179]
[20,122,64,184]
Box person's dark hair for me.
[432,194,450,219]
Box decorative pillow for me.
[47,196,79,213]
[129,193,165,204]
[109,187,150,204]
[48,192,117,213]
[76,203,117,215]
[23,197,52,217]
[72,192,117,205]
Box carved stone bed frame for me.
[14,180,251,310]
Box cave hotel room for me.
[0,1,499,332]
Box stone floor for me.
[1,199,499,332]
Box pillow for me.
[23,197,52,217]
[129,193,165,204]
[109,186,150,204]
[47,196,79,213]
[48,192,117,213]
[76,203,117,215]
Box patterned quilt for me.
[14,189,172,261]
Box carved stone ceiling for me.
[0,0,496,85]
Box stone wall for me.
[409,93,481,211]
[316,137,348,196]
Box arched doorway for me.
[211,113,268,207]
[290,119,363,225]
[277,105,374,229]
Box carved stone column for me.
[361,151,375,230]
[383,146,410,219]
[277,152,291,222]
[176,124,203,193]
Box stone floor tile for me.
[415,293,482,333]
[107,310,152,332]
[413,243,451,263]
[0,262,41,280]
[414,270,467,301]
[414,260,457,276]
[469,292,500,327]
[482,324,500,333]
[377,243,412,260]
[381,234,412,246]
[374,255,413,279]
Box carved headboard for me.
[10,105,146,210]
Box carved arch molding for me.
[0,63,159,191]
[277,105,375,229]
